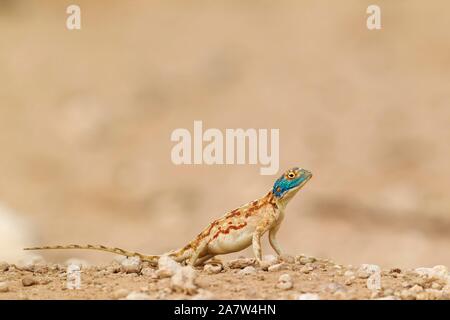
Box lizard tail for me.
[24,244,160,264]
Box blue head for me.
[272,167,312,204]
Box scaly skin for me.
[24,167,312,266]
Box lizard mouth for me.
[294,172,312,190]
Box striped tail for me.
[24,244,160,264]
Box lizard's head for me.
[272,167,312,204]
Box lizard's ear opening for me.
[272,176,286,198]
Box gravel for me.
[0,254,448,300]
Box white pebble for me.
[203,264,222,274]
[120,256,142,274]
[263,255,278,265]
[277,281,293,290]
[238,266,256,275]
[279,273,292,282]
[171,266,198,294]
[276,274,293,290]
[157,255,181,278]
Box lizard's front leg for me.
[269,224,283,257]
[252,229,263,263]
[252,223,271,264]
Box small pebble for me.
[390,268,402,274]
[296,256,316,265]
[227,258,255,269]
[203,264,222,274]
[157,255,181,278]
[431,282,442,290]
[121,256,142,274]
[300,266,314,274]
[276,274,293,290]
[268,263,287,272]
[262,255,278,265]
[0,262,9,272]
[238,266,256,276]
[171,266,198,294]
[22,276,37,287]
[409,284,424,293]
[0,282,9,293]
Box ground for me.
[0,255,448,300]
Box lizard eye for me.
[287,172,296,179]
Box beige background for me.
[0,1,449,267]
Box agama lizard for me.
[25,167,312,266]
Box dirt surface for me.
[0,255,449,300]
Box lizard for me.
[24,167,312,267]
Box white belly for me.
[207,224,255,255]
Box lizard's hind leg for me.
[193,254,214,267]
[188,242,208,266]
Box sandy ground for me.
[0,254,449,300]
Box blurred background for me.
[0,0,449,267]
